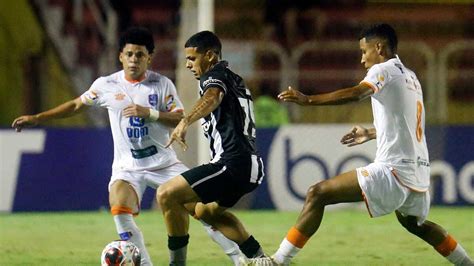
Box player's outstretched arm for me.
[340,125,376,147]
[166,87,224,151]
[11,97,86,132]
[278,83,373,106]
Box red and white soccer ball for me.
[100,240,141,266]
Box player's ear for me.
[206,50,217,63]
[375,41,386,56]
[119,52,124,63]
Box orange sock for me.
[435,235,457,256]
[111,206,133,215]
[286,227,310,249]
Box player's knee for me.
[156,184,175,208]
[109,183,137,209]
[396,211,424,235]
[184,203,197,217]
[194,204,215,221]
[306,182,329,206]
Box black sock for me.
[238,235,262,258]
[168,235,190,250]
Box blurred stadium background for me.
[0,0,473,264]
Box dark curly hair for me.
[119,27,155,54]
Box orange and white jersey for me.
[81,70,184,171]
[361,56,430,192]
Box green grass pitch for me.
[1,207,473,265]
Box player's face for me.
[119,44,152,81]
[359,37,382,70]
[185,47,213,80]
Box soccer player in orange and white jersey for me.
[12,27,242,266]
[246,23,473,266]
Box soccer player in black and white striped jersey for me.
[157,31,266,265]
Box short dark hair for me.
[119,27,155,54]
[359,23,398,53]
[184,31,222,58]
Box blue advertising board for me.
[0,125,472,212]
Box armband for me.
[148,109,160,121]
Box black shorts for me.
[181,155,264,207]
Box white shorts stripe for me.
[190,166,227,188]
[258,156,265,184]
[250,155,258,183]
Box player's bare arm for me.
[340,125,376,147]
[156,110,184,127]
[278,83,373,106]
[11,97,85,132]
[122,104,184,127]
[166,87,224,150]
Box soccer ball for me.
[100,240,141,266]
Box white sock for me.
[446,244,474,266]
[273,238,301,265]
[114,214,153,266]
[200,220,241,265]
[169,246,187,265]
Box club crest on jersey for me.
[165,95,176,111]
[115,93,126,101]
[148,94,158,106]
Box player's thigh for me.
[157,175,201,204]
[109,180,139,210]
[316,170,363,204]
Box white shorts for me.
[356,162,430,225]
[109,162,189,203]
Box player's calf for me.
[111,206,153,266]
[396,211,473,265]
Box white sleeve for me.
[360,64,390,94]
[80,78,105,106]
[160,77,184,112]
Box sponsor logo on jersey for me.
[148,94,158,106]
[115,93,126,101]
[129,117,145,127]
[203,76,224,87]
[127,117,149,139]
[202,120,211,133]
[165,95,176,111]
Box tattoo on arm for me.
[184,87,223,124]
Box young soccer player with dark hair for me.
[157,30,267,265]
[12,27,242,266]
[245,23,473,266]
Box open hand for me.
[278,86,309,105]
[340,125,371,147]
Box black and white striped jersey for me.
[199,61,258,163]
